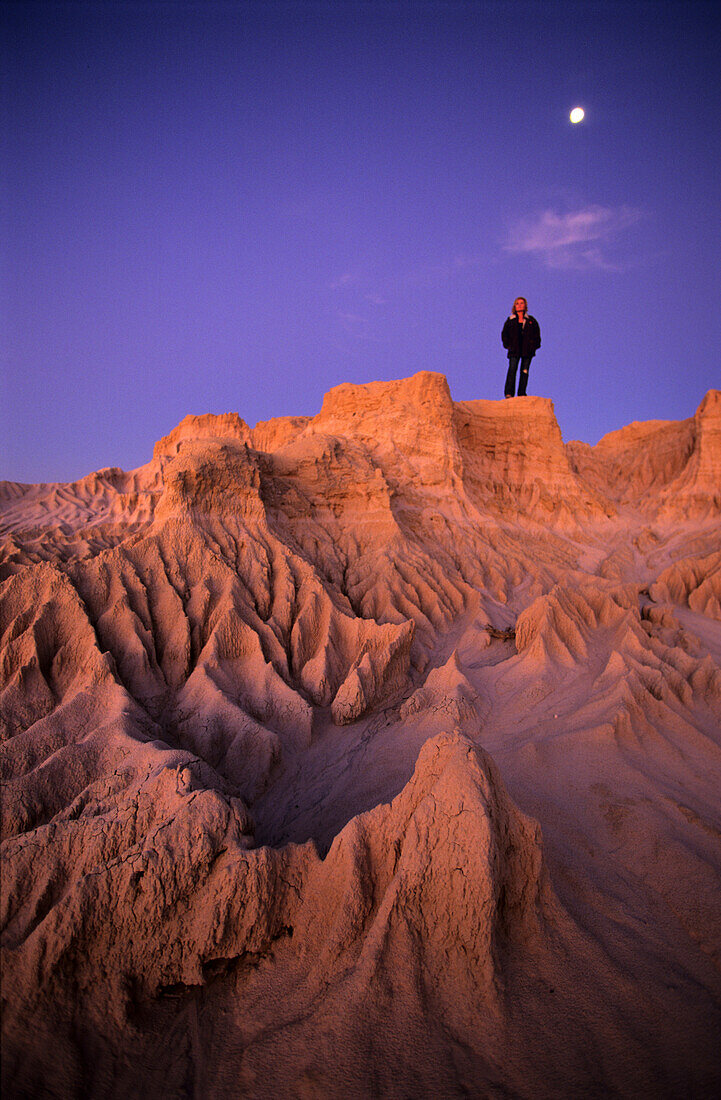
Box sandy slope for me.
[1,373,720,1098]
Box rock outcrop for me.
[2,374,720,1098]
[567,387,721,518]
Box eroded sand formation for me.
[2,373,720,1098]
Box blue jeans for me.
[505,356,532,397]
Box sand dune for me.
[2,374,720,1098]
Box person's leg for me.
[505,357,519,397]
[518,357,532,395]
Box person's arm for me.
[502,318,511,348]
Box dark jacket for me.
[501,314,541,359]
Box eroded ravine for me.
[2,374,720,1099]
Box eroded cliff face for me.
[2,374,720,1099]
[566,388,721,518]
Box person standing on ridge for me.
[501,297,541,397]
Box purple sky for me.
[3,0,720,484]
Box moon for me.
[570,106,585,124]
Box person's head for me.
[512,297,528,317]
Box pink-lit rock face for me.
[2,374,720,1098]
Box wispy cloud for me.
[328,272,358,290]
[505,205,644,270]
[328,254,483,297]
[334,309,386,342]
[336,310,368,326]
[327,253,484,341]
[402,254,483,286]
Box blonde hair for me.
[512,297,528,316]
